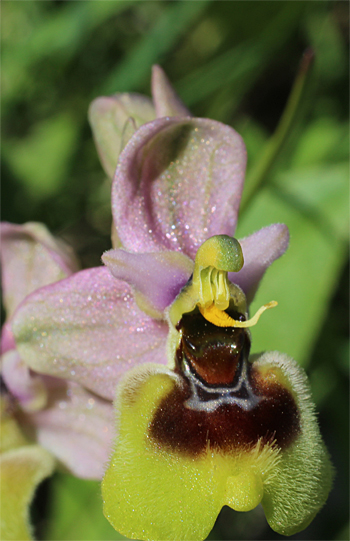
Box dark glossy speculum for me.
[149,307,301,456]
[177,307,250,386]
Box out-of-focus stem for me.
[240,48,315,213]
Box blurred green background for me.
[1,1,349,540]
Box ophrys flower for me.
[10,67,333,541]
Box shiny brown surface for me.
[176,308,250,386]
[149,309,300,456]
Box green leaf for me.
[2,1,137,105]
[4,114,78,200]
[291,118,349,167]
[176,2,305,108]
[305,8,347,83]
[236,162,349,366]
[102,0,210,94]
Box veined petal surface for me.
[0,222,78,317]
[102,248,193,316]
[232,224,289,303]
[12,267,168,400]
[112,117,246,259]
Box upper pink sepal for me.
[102,248,193,316]
[12,267,168,400]
[232,224,290,303]
[0,222,78,317]
[151,65,191,118]
[112,117,247,259]
[89,93,155,179]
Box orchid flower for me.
[0,223,115,540]
[9,67,332,541]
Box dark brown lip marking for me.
[149,309,300,457]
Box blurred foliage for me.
[1,1,349,540]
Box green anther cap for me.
[168,236,244,326]
[194,235,244,276]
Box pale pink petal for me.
[2,351,48,412]
[102,248,193,316]
[12,267,168,400]
[0,222,78,317]
[152,65,191,118]
[1,321,15,354]
[111,219,122,249]
[19,380,114,480]
[231,224,290,303]
[89,93,155,179]
[112,117,246,259]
